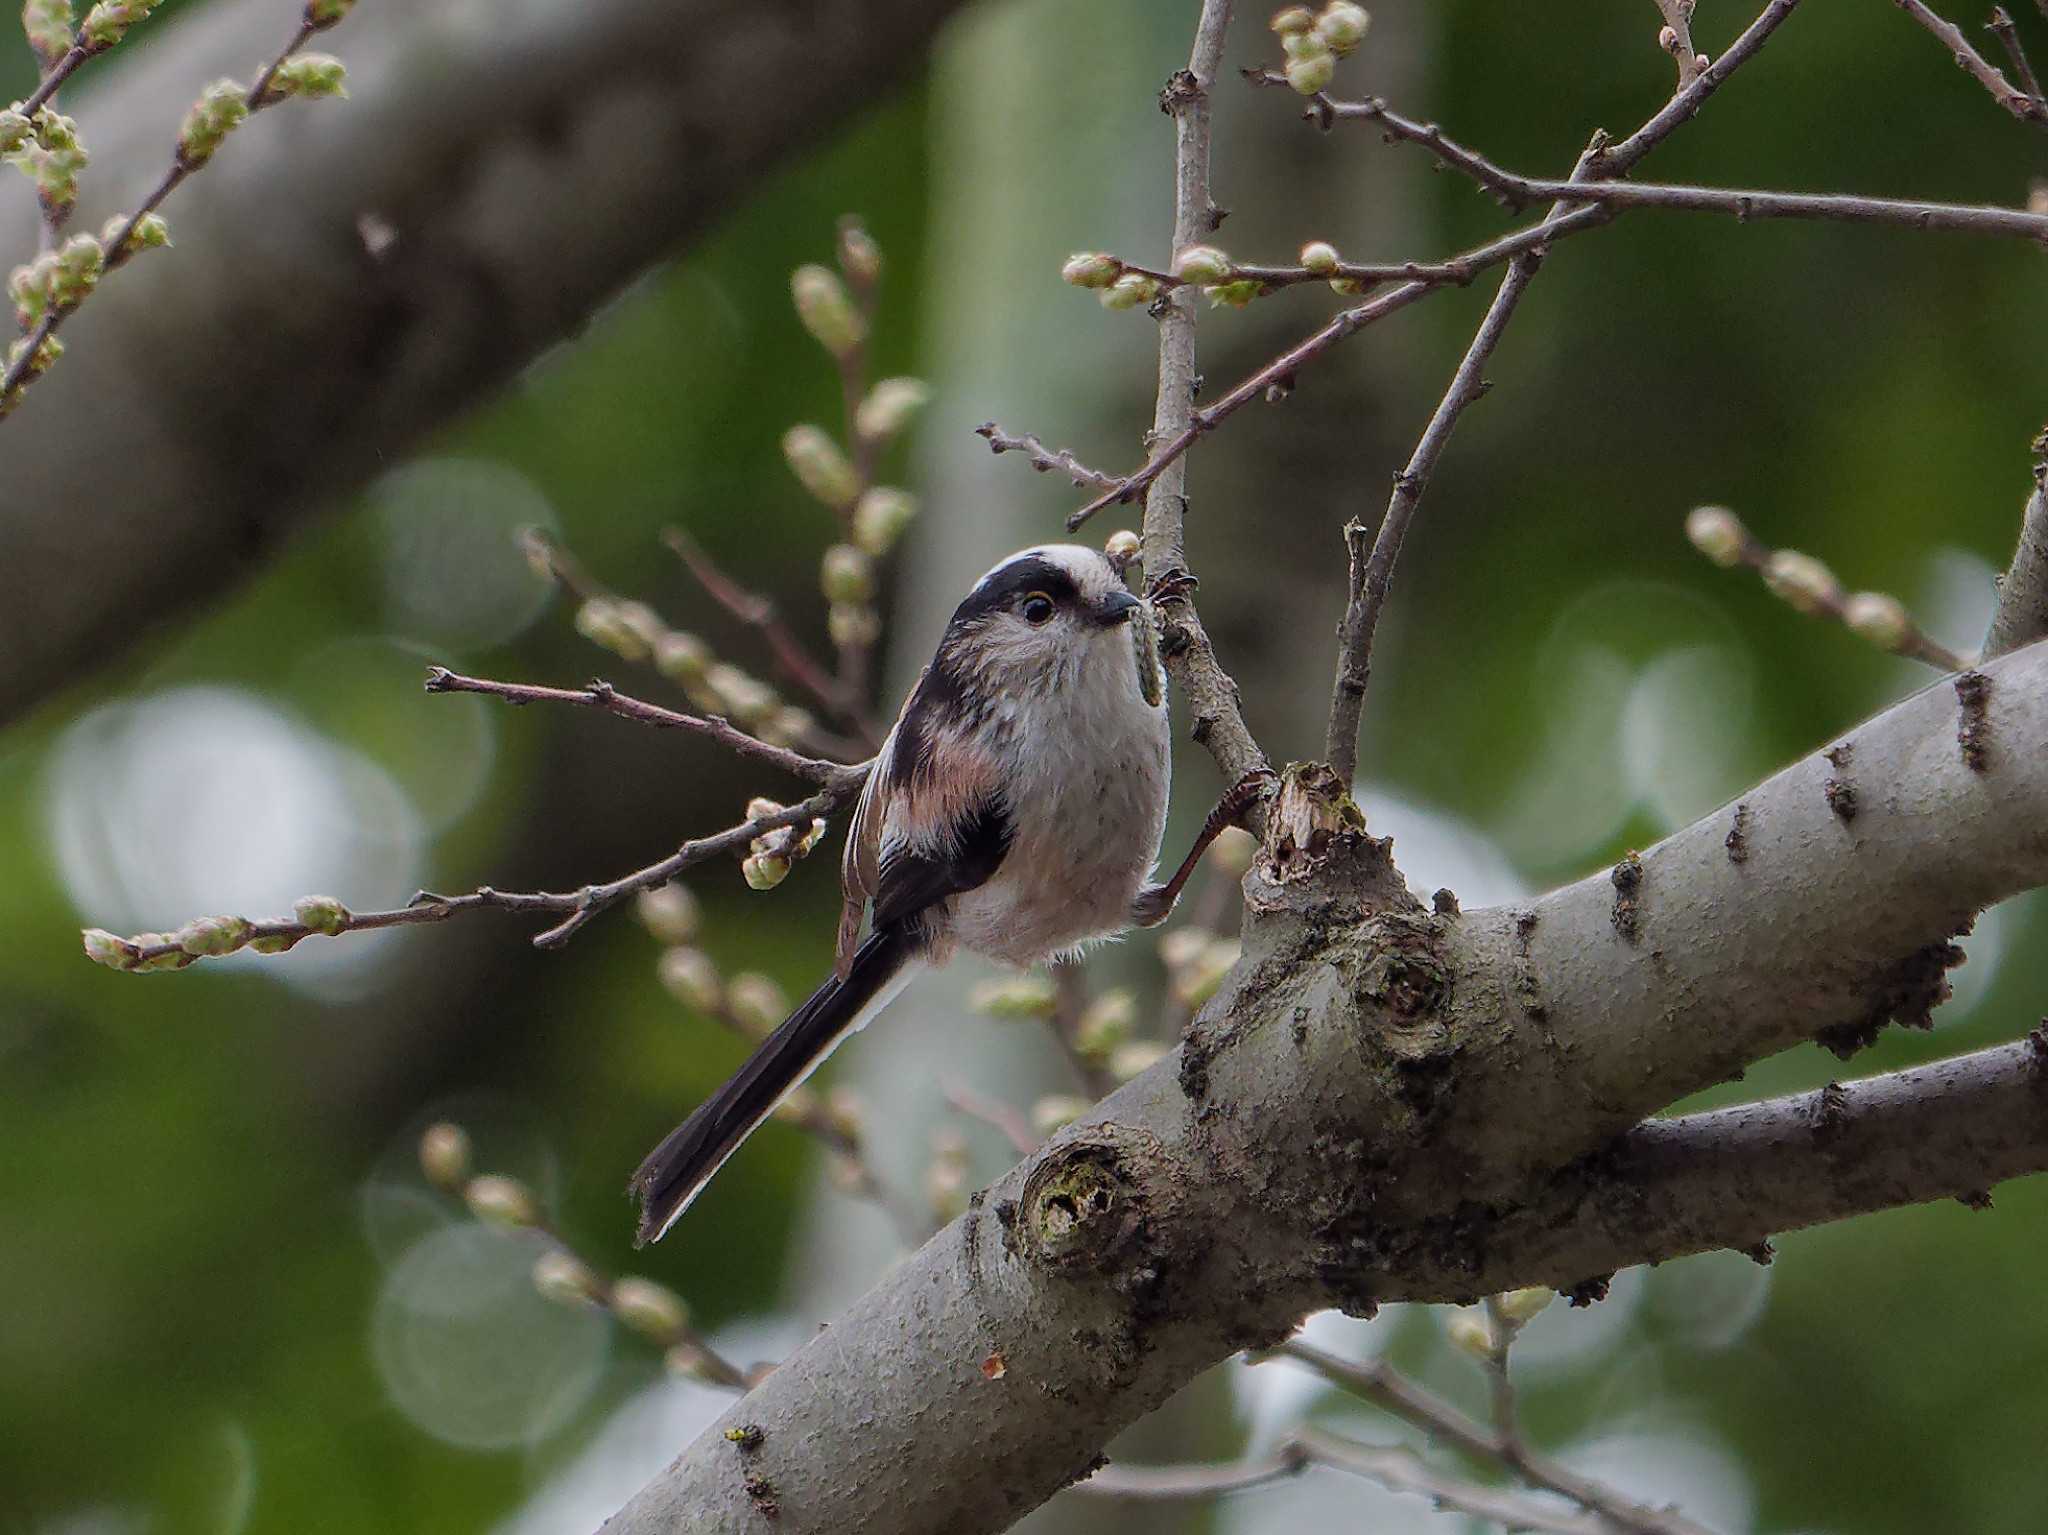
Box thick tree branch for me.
[0,0,968,728]
[599,638,2048,1535]
[1985,464,2048,658]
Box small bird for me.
[630,544,1247,1244]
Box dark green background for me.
[4,2,2045,1531]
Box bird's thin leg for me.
[1131,769,1275,927]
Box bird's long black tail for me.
[630,926,917,1245]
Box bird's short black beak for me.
[1093,589,1143,627]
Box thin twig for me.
[1046,957,1116,1100]
[1987,7,2047,105]
[1652,0,1708,87]
[660,526,876,744]
[1,14,327,406]
[423,667,859,787]
[1339,94,2048,241]
[19,41,94,120]
[1273,1342,1717,1535]
[973,421,1122,490]
[1892,0,2045,120]
[115,780,863,968]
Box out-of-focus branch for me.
[0,0,969,728]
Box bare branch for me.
[1984,445,2048,658]
[423,667,859,787]
[1136,0,1272,800]
[1652,0,1709,88]
[973,420,1122,491]
[1891,0,2046,120]
[1987,6,2047,106]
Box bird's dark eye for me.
[1020,592,1056,624]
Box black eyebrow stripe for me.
[949,557,1078,624]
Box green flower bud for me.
[22,0,75,65]
[855,376,929,442]
[1030,1095,1090,1137]
[291,894,350,936]
[5,329,62,384]
[1074,988,1136,1061]
[742,853,790,891]
[260,53,348,104]
[49,232,101,309]
[791,263,864,358]
[610,1276,689,1343]
[635,883,699,944]
[1445,1311,1494,1359]
[1763,549,1841,616]
[725,972,788,1036]
[9,259,49,328]
[1270,5,1316,35]
[820,542,875,604]
[705,662,777,726]
[1103,529,1141,567]
[1284,50,1336,94]
[967,974,1056,1020]
[1110,1039,1169,1080]
[745,796,785,823]
[612,599,667,655]
[0,111,32,156]
[757,706,815,749]
[1299,239,1340,276]
[1283,26,1332,61]
[532,1249,602,1308]
[463,1172,538,1227]
[654,629,710,685]
[305,0,357,28]
[851,487,916,555]
[178,80,249,168]
[174,914,252,956]
[836,217,881,286]
[1204,279,1259,309]
[1317,1,1371,54]
[1684,505,1748,568]
[663,1341,717,1381]
[81,927,141,970]
[657,946,722,1012]
[1494,1286,1555,1326]
[827,601,880,650]
[132,934,195,972]
[31,108,77,151]
[1173,245,1233,284]
[1329,275,1367,296]
[1100,271,1158,311]
[1061,252,1121,289]
[249,932,302,954]
[81,0,166,50]
[418,1121,472,1190]
[573,597,650,661]
[1844,591,1912,654]
[781,424,858,510]
[102,211,170,256]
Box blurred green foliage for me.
[6,1,2048,1532]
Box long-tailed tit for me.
[631,544,1253,1244]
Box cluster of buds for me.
[641,890,792,1037]
[80,0,166,51]
[306,0,358,28]
[1685,505,1965,668]
[8,232,101,325]
[419,1120,730,1385]
[256,53,348,106]
[1271,2,1371,94]
[968,973,1058,1020]
[1444,1286,1554,1361]
[565,589,815,750]
[79,893,353,972]
[740,796,827,891]
[6,107,89,218]
[1060,252,1161,313]
[22,0,73,66]
[1160,927,1241,1010]
[1299,238,1371,296]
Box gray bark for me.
[600,636,2048,1534]
[0,0,965,725]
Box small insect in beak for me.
[1093,590,1143,627]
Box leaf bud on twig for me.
[791,263,865,358]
